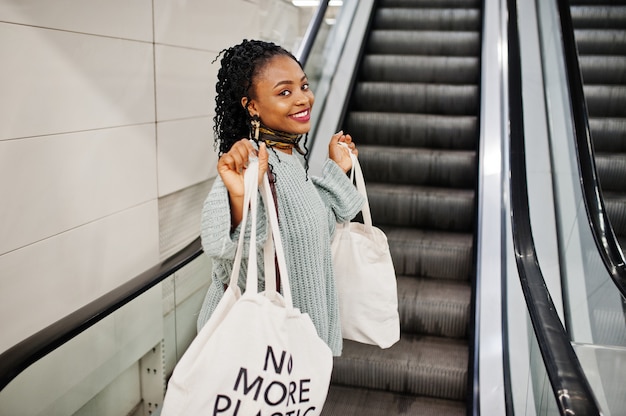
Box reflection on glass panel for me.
[164,254,212,380]
[574,343,626,415]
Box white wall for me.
[0,0,301,355]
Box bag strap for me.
[259,169,293,307]
[340,142,374,232]
[228,154,293,308]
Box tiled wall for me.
[0,0,300,354]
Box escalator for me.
[570,0,626,249]
[321,1,481,413]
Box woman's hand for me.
[328,131,358,173]
[217,139,268,229]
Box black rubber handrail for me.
[0,237,203,391]
[296,0,331,66]
[555,0,626,299]
[0,2,329,393]
[507,0,602,413]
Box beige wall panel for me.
[0,24,154,140]
[153,0,261,51]
[0,0,152,41]
[157,117,217,197]
[0,201,159,354]
[154,45,213,122]
[0,124,157,255]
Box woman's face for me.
[245,55,315,135]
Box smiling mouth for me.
[290,109,311,121]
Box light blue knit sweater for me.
[196,150,364,356]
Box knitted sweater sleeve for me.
[200,177,267,286]
[312,158,365,225]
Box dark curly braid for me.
[213,39,304,156]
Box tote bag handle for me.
[339,142,374,233]
[227,150,294,308]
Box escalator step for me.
[321,385,465,416]
[367,30,480,56]
[595,152,626,192]
[381,226,473,280]
[332,336,468,401]
[358,145,476,188]
[397,276,471,338]
[590,117,626,152]
[368,183,475,231]
[374,8,481,31]
[361,55,479,84]
[584,85,626,117]
[603,191,626,236]
[574,29,626,55]
[352,82,478,115]
[345,112,477,150]
[571,5,626,29]
[580,56,626,84]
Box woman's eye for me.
[302,83,310,91]
[279,89,291,96]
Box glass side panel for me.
[303,1,358,141]
[0,253,211,416]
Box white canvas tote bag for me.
[332,145,400,349]
[161,155,333,415]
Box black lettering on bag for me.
[263,345,293,374]
[264,380,288,406]
[299,379,311,403]
[233,367,263,400]
[213,395,241,415]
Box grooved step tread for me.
[333,336,469,401]
[321,385,465,416]
[397,276,471,338]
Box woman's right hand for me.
[218,139,268,229]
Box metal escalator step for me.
[374,8,481,31]
[361,55,479,84]
[345,112,477,150]
[584,85,626,117]
[595,152,626,191]
[397,276,471,338]
[352,82,478,115]
[321,385,465,416]
[358,145,476,188]
[574,29,626,55]
[367,30,480,56]
[367,183,475,231]
[333,336,468,401]
[380,226,473,280]
[580,56,626,84]
[603,191,626,236]
[380,0,480,8]
[571,5,626,29]
[590,117,626,152]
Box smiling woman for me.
[196,39,363,356]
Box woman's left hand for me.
[329,131,358,173]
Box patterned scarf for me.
[258,125,305,155]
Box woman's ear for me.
[241,97,258,118]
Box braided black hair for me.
[213,39,304,156]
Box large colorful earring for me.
[250,115,260,141]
